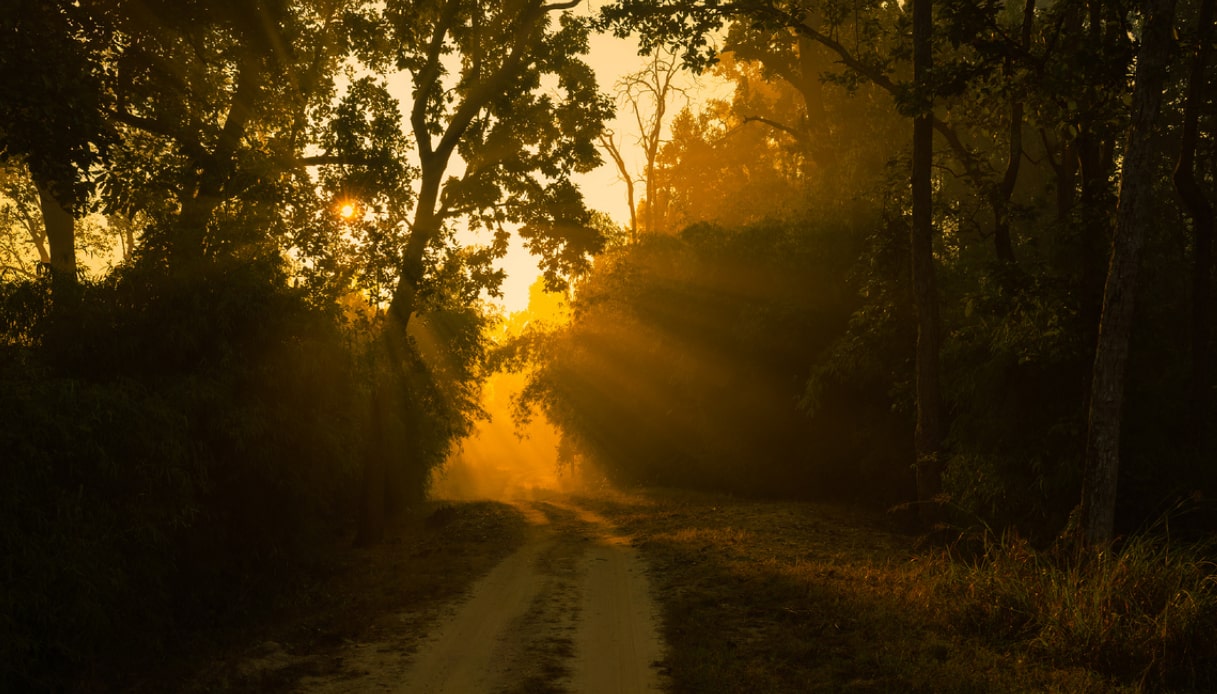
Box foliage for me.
[0,0,114,211]
[515,216,920,502]
[0,251,494,689]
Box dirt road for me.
[299,498,667,693]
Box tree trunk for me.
[991,0,1035,268]
[1079,0,1177,547]
[34,180,76,285]
[1173,0,1215,439]
[172,56,262,265]
[355,167,441,545]
[911,0,944,523]
[1057,137,1079,222]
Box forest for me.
[2,0,1216,691]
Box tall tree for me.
[624,48,687,236]
[1079,0,1178,547]
[910,0,944,521]
[353,0,610,541]
[596,46,688,241]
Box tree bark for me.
[1079,0,1178,547]
[911,0,943,523]
[355,167,441,546]
[172,55,263,265]
[34,180,76,285]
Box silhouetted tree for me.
[1080,0,1178,547]
[350,0,611,542]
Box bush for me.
[522,217,915,503]
[0,259,369,689]
[0,372,199,689]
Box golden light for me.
[338,201,357,220]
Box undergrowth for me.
[939,531,1217,691]
[587,489,1215,693]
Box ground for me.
[154,489,1134,693]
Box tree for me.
[0,0,114,285]
[599,47,689,238]
[1079,0,1178,547]
[910,0,944,522]
[648,54,813,231]
[351,0,611,541]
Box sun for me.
[338,202,357,220]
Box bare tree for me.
[600,47,690,238]
[598,130,638,241]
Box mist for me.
[431,370,586,501]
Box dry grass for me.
[579,489,1137,694]
[942,532,1217,691]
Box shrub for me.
[0,260,369,689]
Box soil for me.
[188,495,668,693]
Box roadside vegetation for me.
[585,490,1217,693]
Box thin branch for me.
[741,115,803,142]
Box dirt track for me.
[299,498,667,693]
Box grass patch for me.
[581,489,1193,693]
[940,532,1217,691]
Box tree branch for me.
[741,115,804,142]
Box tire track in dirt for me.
[293,497,666,693]
[396,497,666,693]
[569,527,666,693]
